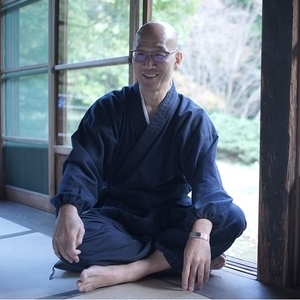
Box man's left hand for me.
[181,237,211,291]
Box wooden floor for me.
[1,198,300,299]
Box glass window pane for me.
[4,73,48,140]
[57,65,129,145]
[59,0,130,64]
[3,0,48,68]
[153,0,262,264]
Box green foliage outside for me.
[152,0,201,46]
[210,112,259,165]
[153,0,262,166]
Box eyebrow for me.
[134,46,168,52]
[134,45,168,52]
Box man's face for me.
[132,26,181,95]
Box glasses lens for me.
[131,51,170,63]
[133,51,147,62]
[152,53,167,63]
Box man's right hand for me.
[52,204,85,264]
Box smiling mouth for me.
[143,73,158,78]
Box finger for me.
[53,234,77,263]
[66,239,82,263]
[57,246,74,263]
[69,247,81,263]
[181,262,190,290]
[76,226,85,247]
[187,265,198,291]
[196,266,205,290]
[72,228,84,263]
[203,262,211,283]
[69,251,81,263]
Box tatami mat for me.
[0,217,32,236]
[0,216,209,299]
[71,278,207,299]
[3,200,300,299]
[0,232,79,299]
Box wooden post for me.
[48,0,59,199]
[143,0,152,24]
[129,0,140,84]
[258,0,300,287]
[0,2,3,198]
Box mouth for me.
[142,73,158,78]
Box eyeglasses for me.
[129,50,178,63]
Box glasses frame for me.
[129,49,178,63]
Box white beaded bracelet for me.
[189,231,210,241]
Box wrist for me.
[189,231,210,241]
[58,204,78,216]
[192,218,212,234]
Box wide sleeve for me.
[50,94,122,215]
[179,110,232,229]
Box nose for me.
[143,54,155,68]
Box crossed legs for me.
[67,203,245,292]
[77,251,227,292]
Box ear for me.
[174,51,182,70]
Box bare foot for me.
[77,264,137,292]
[76,250,170,292]
[211,254,226,270]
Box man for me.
[51,20,246,293]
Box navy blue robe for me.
[51,81,246,270]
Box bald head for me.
[133,21,178,51]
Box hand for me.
[52,204,85,264]
[181,237,211,291]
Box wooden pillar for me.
[143,0,152,24]
[129,0,140,84]
[0,2,3,198]
[258,0,300,287]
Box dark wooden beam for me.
[129,0,140,84]
[143,0,152,24]
[258,0,300,287]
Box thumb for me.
[76,226,85,247]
